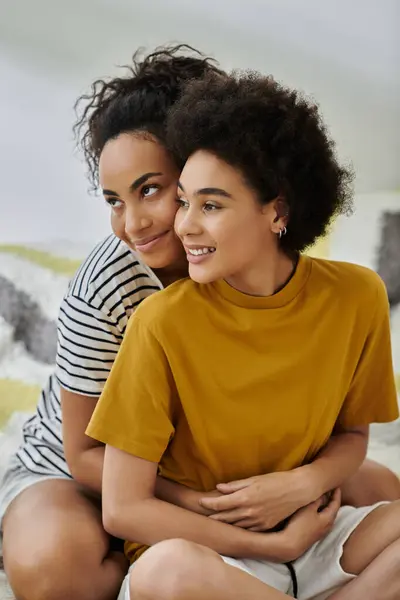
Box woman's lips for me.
[185,246,216,264]
[134,231,169,253]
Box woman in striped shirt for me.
[0,45,227,600]
[0,45,399,600]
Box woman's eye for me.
[142,185,159,198]
[176,197,189,209]
[105,198,123,209]
[204,203,220,212]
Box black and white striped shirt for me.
[16,235,162,476]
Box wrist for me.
[239,529,289,562]
[292,464,324,504]
[181,489,211,515]
[177,487,201,512]
[256,531,293,562]
[188,489,206,514]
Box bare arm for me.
[61,388,105,492]
[102,444,290,561]
[301,425,369,498]
[61,387,208,511]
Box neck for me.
[225,248,296,297]
[153,260,189,288]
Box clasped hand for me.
[200,470,320,531]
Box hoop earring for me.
[278,226,287,239]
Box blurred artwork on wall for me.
[312,195,400,392]
[377,211,400,390]
[377,211,400,310]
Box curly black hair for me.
[73,44,224,191]
[167,71,354,253]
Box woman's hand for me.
[199,469,320,531]
[273,489,341,563]
[155,477,223,515]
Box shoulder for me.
[65,235,161,305]
[134,277,199,330]
[311,258,384,292]
[310,257,387,302]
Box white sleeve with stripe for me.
[56,294,122,396]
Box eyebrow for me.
[103,172,163,197]
[177,182,232,199]
[130,172,162,191]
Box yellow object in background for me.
[0,245,81,277]
[0,379,41,429]
[306,235,330,259]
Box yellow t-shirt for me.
[87,255,399,562]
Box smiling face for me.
[99,132,185,270]
[175,151,286,291]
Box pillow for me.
[0,244,81,430]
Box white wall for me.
[0,0,399,246]
[0,54,110,246]
[330,192,400,271]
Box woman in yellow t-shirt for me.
[88,72,400,600]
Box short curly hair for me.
[73,44,224,191]
[167,71,354,253]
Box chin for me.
[136,252,168,270]
[139,249,184,271]
[188,264,220,284]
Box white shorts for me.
[117,502,385,600]
[0,454,70,533]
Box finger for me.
[290,499,321,525]
[319,489,341,523]
[248,525,268,532]
[200,491,243,511]
[233,518,262,529]
[209,509,247,524]
[216,478,253,493]
[306,492,333,513]
[333,487,342,504]
[296,499,321,515]
[320,488,341,512]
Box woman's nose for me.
[175,207,203,238]
[125,205,152,237]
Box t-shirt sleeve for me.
[56,294,122,396]
[337,275,399,428]
[86,313,175,463]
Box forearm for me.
[72,450,204,512]
[69,445,104,493]
[104,495,284,561]
[301,430,369,500]
[155,477,208,514]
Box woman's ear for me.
[271,197,289,233]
